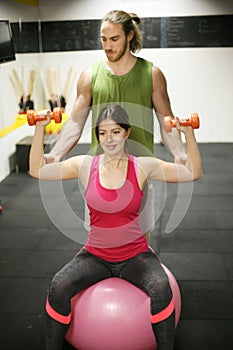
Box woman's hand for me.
[34,109,51,127]
[175,117,194,135]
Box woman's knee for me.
[146,269,171,296]
[48,267,73,302]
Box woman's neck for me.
[99,153,129,189]
[102,153,128,169]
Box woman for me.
[30,104,202,350]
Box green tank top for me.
[91,58,154,156]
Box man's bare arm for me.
[45,68,92,163]
[152,66,187,164]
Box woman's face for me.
[98,118,130,156]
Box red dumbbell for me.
[164,113,200,132]
[27,107,62,126]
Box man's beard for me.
[105,39,128,62]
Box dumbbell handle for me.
[164,113,200,132]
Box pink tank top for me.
[84,155,148,262]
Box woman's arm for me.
[181,125,202,181]
[29,113,83,181]
[139,121,202,183]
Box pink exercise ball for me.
[66,264,181,350]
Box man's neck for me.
[104,53,137,76]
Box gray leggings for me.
[46,249,175,350]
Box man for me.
[45,10,186,163]
[45,10,187,239]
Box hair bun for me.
[130,13,141,25]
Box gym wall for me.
[0,0,232,179]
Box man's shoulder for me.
[134,57,153,78]
[137,57,153,67]
[92,59,104,69]
[91,60,105,77]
